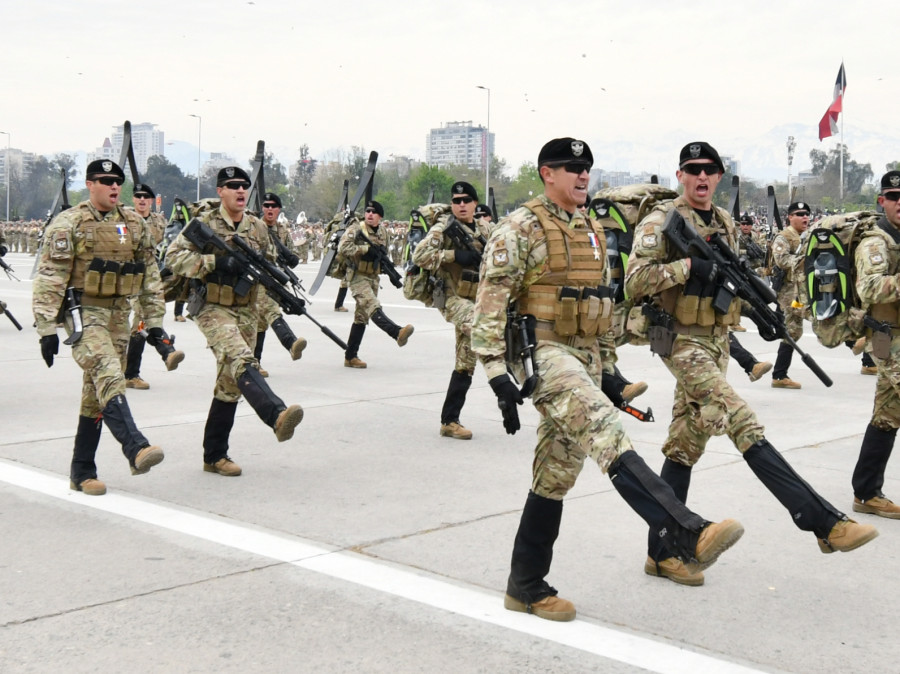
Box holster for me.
[643,303,676,357]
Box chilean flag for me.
[818,63,846,141]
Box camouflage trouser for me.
[72,301,131,417]
[349,272,381,325]
[195,302,259,402]
[440,295,476,374]
[256,293,281,332]
[128,295,144,333]
[870,335,900,431]
[531,342,633,500]
[297,243,309,263]
[777,289,805,342]
[660,333,766,465]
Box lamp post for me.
[476,85,490,202]
[0,131,9,220]
[189,114,201,200]
[786,135,796,201]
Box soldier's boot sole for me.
[749,361,773,382]
[274,405,304,442]
[687,519,744,573]
[503,594,576,622]
[644,556,704,586]
[344,358,367,369]
[203,457,242,476]
[70,478,107,496]
[131,445,164,475]
[622,382,648,402]
[290,338,308,361]
[397,325,414,347]
[817,518,879,553]
[166,350,185,371]
[853,496,900,519]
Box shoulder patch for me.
[641,233,658,248]
[492,239,509,266]
[870,253,884,265]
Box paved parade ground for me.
[0,250,896,674]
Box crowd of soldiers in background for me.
[0,221,43,255]
[286,219,409,266]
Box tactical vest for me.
[658,204,742,329]
[70,209,146,304]
[355,224,385,276]
[203,212,264,307]
[437,218,485,300]
[516,199,613,340]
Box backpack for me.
[402,203,450,306]
[804,211,879,347]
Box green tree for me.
[504,162,543,211]
[143,154,196,215]
[807,144,873,203]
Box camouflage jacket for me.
[626,195,736,300]
[772,225,806,304]
[855,216,900,311]
[338,219,386,264]
[165,204,274,281]
[142,211,167,246]
[411,214,493,297]
[472,194,614,381]
[32,199,164,336]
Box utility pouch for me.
[555,287,580,336]
[643,303,677,357]
[84,257,105,296]
[100,260,120,297]
[132,262,145,295]
[433,279,446,310]
[457,270,479,299]
[117,262,137,296]
[872,331,891,360]
[206,282,221,305]
[674,294,699,326]
[577,287,603,337]
[218,284,235,307]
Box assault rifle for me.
[662,209,832,387]
[182,218,347,350]
[443,219,485,267]
[0,300,22,331]
[355,232,402,288]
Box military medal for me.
[116,224,128,245]
[588,232,601,260]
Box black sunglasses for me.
[262,203,279,208]
[223,181,250,190]
[882,192,900,202]
[365,207,379,214]
[451,196,474,205]
[94,176,124,186]
[546,161,591,174]
[681,163,720,176]
[790,211,810,217]
[134,193,152,199]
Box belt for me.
[673,322,729,337]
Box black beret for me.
[262,192,282,208]
[133,183,155,199]
[538,137,593,168]
[474,204,492,217]
[216,166,251,187]
[86,159,125,181]
[450,181,479,201]
[881,171,900,193]
[366,200,384,217]
[788,202,811,215]
[679,142,725,174]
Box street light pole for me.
[0,131,9,220]
[189,114,201,200]
[786,135,796,201]
[476,85,490,202]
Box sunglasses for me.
[790,211,810,217]
[882,192,900,202]
[94,176,124,186]
[451,196,474,205]
[134,193,152,199]
[222,181,250,190]
[262,203,279,209]
[681,163,720,176]
[365,207,379,214]
[546,161,591,174]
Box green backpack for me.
[402,203,450,306]
[804,211,879,347]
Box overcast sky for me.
[2,0,895,183]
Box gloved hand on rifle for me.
[689,255,718,285]
[285,252,300,268]
[0,244,7,257]
[360,245,378,262]
[214,255,242,275]
[40,334,59,368]
[489,374,524,435]
[453,249,482,268]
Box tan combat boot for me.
[344,357,367,368]
[771,377,801,389]
[397,325,414,347]
[440,422,473,440]
[289,337,308,361]
[749,361,773,382]
[853,495,900,519]
[204,457,242,476]
[644,556,704,586]
[860,366,878,376]
[686,519,744,573]
[125,377,150,390]
[504,594,576,622]
[622,381,648,402]
[274,405,304,442]
[70,478,107,496]
[131,445,165,475]
[817,518,879,553]
[166,350,185,371]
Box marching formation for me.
[14,135,900,623]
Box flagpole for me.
[839,60,845,204]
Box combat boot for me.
[124,333,146,386]
[334,285,348,312]
[344,323,367,368]
[861,366,878,376]
[817,519,879,553]
[204,457,242,476]
[125,377,150,390]
[771,377,801,389]
[440,370,473,439]
[271,317,307,361]
[646,458,700,582]
[101,395,164,475]
[371,308,413,346]
[749,361,773,382]
[853,495,900,519]
[644,557,704,586]
[622,381,648,402]
[202,398,239,475]
[70,415,104,494]
[145,329,184,371]
[505,491,575,621]
[771,342,796,387]
[236,367,303,442]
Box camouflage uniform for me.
[32,198,165,485]
[772,226,806,341]
[851,215,900,512]
[627,193,861,563]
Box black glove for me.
[40,334,59,368]
[689,256,718,285]
[600,371,626,408]
[360,245,378,262]
[214,255,242,275]
[489,374,524,435]
[0,244,7,257]
[286,253,300,268]
[453,249,482,268]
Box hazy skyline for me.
[3,0,896,184]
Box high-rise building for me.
[426,121,494,171]
[91,122,165,175]
[0,147,37,183]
